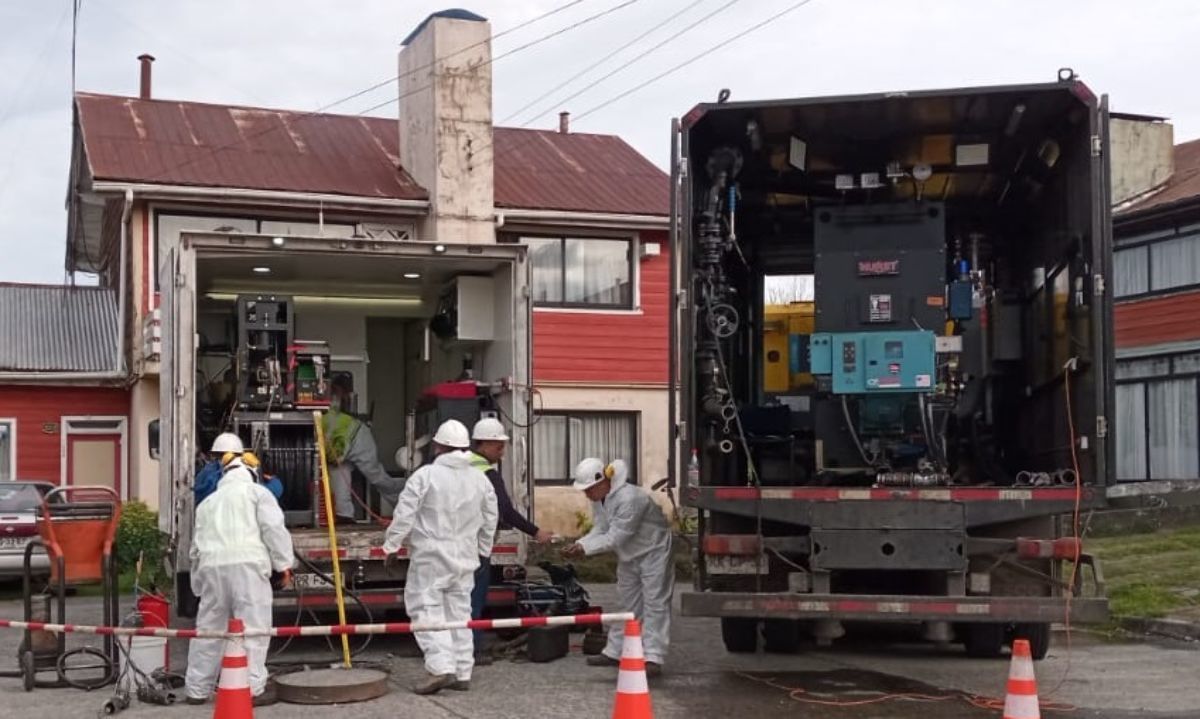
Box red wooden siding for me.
[533,232,669,385]
[0,386,129,483]
[1115,290,1200,348]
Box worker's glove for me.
[384,552,403,575]
[270,569,293,591]
[561,543,585,559]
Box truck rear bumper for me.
[681,591,1108,624]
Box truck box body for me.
[670,78,1112,654]
[158,232,533,615]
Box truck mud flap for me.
[681,591,1108,624]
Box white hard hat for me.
[573,457,609,491]
[211,432,244,454]
[432,419,471,449]
[472,417,510,442]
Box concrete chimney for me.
[399,10,495,244]
[138,54,155,100]
[558,111,570,134]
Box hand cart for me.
[18,486,122,691]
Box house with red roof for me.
[63,10,670,532]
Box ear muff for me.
[221,452,236,466]
[604,463,616,480]
[241,452,260,469]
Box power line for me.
[480,0,818,165]
[573,0,817,124]
[352,0,643,117]
[318,0,592,113]
[141,0,624,182]
[504,0,735,127]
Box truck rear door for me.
[157,240,197,565]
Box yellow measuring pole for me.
[312,410,353,668]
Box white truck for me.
[152,231,534,619]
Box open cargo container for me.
[670,74,1113,658]
[157,231,533,618]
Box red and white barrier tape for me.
[0,611,634,640]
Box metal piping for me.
[117,189,132,374]
[90,182,430,212]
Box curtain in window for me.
[1150,236,1200,291]
[1148,378,1199,480]
[569,414,636,480]
[525,238,563,303]
[532,415,567,481]
[1115,384,1147,480]
[0,423,11,481]
[564,239,630,306]
[1115,357,1171,380]
[1113,247,1149,297]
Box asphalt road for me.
[0,585,1197,718]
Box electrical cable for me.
[506,0,741,128]
[138,0,601,183]
[352,0,644,117]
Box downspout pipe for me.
[117,189,132,375]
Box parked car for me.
[0,482,59,579]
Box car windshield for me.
[0,485,45,512]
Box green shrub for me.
[116,501,170,592]
[574,510,594,537]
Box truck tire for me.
[762,619,802,654]
[964,623,1004,658]
[1014,623,1051,660]
[721,618,758,653]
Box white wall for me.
[128,377,160,508]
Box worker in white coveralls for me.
[185,434,294,707]
[563,458,673,678]
[382,419,498,695]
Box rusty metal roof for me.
[0,284,118,372]
[1119,137,1200,217]
[75,93,427,201]
[493,127,668,216]
[75,93,668,216]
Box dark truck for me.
[668,72,1112,659]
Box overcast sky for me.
[1,0,1197,283]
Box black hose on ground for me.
[266,551,376,668]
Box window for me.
[1113,247,1148,297]
[764,274,814,304]
[1151,236,1200,292]
[532,412,637,485]
[0,419,14,481]
[1116,356,1200,482]
[521,236,634,309]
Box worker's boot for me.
[413,672,456,695]
[586,654,620,668]
[252,683,278,707]
[645,662,663,678]
[449,679,471,692]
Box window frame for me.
[514,233,638,311]
[532,410,639,486]
[0,418,16,482]
[1115,352,1200,481]
[1114,221,1200,300]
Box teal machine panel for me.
[809,331,936,394]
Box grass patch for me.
[1089,526,1200,620]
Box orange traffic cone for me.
[213,618,254,719]
[1002,638,1041,719]
[611,619,654,719]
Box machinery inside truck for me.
[159,234,542,619]
[675,77,1112,657]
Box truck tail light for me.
[1015,537,1081,560]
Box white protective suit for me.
[577,461,674,664]
[382,450,498,681]
[185,458,294,700]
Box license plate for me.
[0,537,28,549]
[292,572,332,590]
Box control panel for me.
[809,330,936,394]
